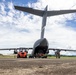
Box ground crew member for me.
[55,50,60,58]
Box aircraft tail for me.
[14,6,48,39]
[14,5,76,39]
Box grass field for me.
[0,54,17,58]
[0,54,76,59]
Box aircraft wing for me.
[47,10,76,16]
[0,47,75,51]
[0,48,33,50]
[14,6,43,16]
[48,48,76,52]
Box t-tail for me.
[14,5,76,38]
[14,6,48,39]
[14,5,76,39]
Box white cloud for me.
[0,0,76,55]
[2,0,5,2]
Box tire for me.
[24,56,27,58]
[42,55,47,58]
[29,55,34,58]
[17,54,20,58]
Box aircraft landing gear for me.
[35,49,47,58]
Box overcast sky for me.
[0,0,76,55]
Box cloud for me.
[0,0,76,55]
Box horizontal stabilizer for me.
[47,10,76,16]
[14,6,43,16]
[14,6,76,17]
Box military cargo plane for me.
[0,5,76,58]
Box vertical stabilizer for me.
[41,6,47,39]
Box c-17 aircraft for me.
[1,5,76,58]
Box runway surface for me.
[0,58,76,75]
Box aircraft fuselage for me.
[30,38,49,58]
